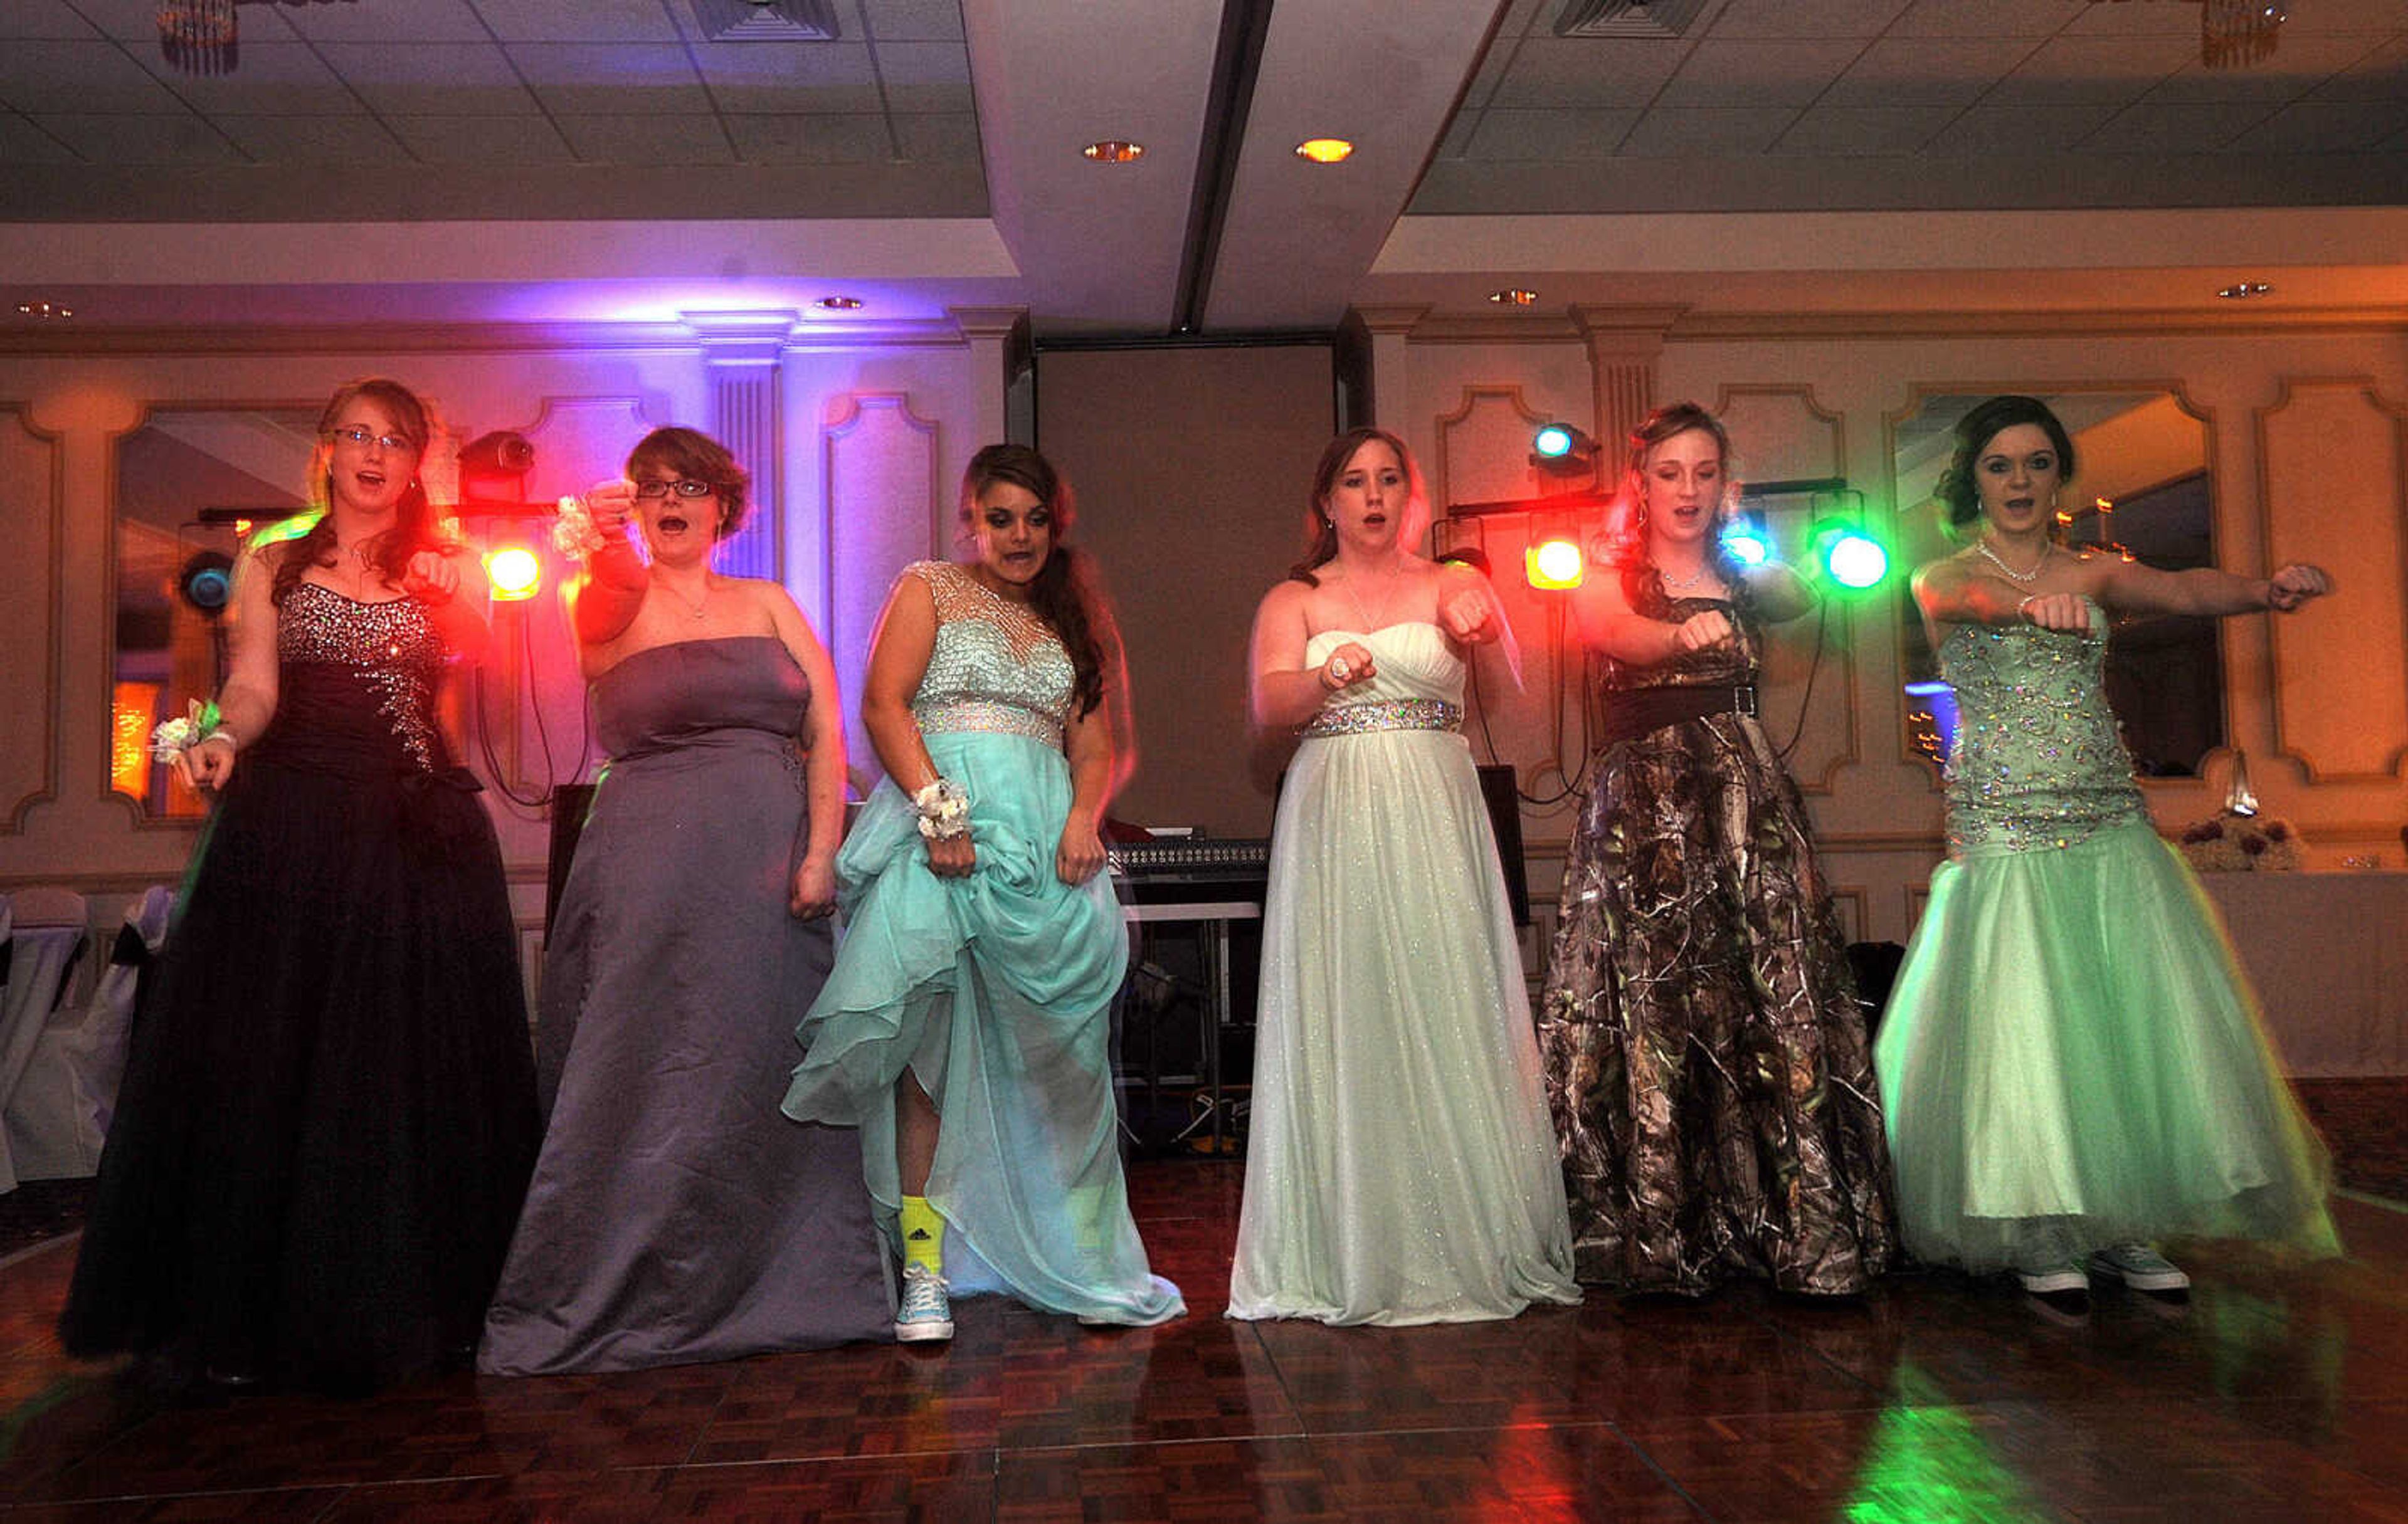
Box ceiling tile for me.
[1822,35,2044,108]
[1891,0,2087,39]
[2061,0,2196,37]
[1433,112,1481,159]
[277,0,495,43]
[385,114,575,164]
[723,112,892,163]
[212,113,414,163]
[1772,105,1955,154]
[1489,36,1688,110]
[468,0,682,43]
[2279,0,2408,29]
[2309,35,2408,101]
[317,43,544,115]
[869,40,973,113]
[1462,107,1640,160]
[1922,102,2118,154]
[133,43,362,117]
[692,41,881,113]
[505,43,714,114]
[2078,100,2274,154]
[0,41,189,113]
[62,0,295,42]
[1707,0,1912,39]
[1619,106,1797,155]
[0,3,100,40]
[865,0,968,43]
[34,113,243,164]
[0,113,78,160]
[1982,34,2197,108]
[2244,98,2408,152]
[2144,34,2387,103]
[1656,39,1865,108]
[555,113,738,164]
[892,111,980,164]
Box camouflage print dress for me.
[1539,580,1898,1295]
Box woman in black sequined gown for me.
[62,379,539,1394]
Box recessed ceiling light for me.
[1082,140,1144,164]
[15,300,73,318]
[2217,281,2273,299]
[1487,288,1539,307]
[815,295,864,310]
[1294,138,1354,164]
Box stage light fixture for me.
[1526,536,1585,591]
[1811,520,1891,591]
[1531,423,1598,478]
[1719,522,1770,567]
[485,545,543,602]
[177,550,235,614]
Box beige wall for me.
[0,327,1010,999]
[1382,313,2408,959]
[6,309,2405,1002]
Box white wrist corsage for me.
[149,699,226,762]
[549,495,608,562]
[912,777,970,841]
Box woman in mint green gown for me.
[1878,395,2340,1301]
[783,445,1181,1342]
[1230,428,1578,1325]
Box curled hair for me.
[1595,401,1749,617]
[959,443,1112,720]
[271,377,447,607]
[1935,394,2077,530]
[627,426,751,540]
[1285,427,1427,585]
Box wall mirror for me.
[1893,389,2223,779]
[112,407,317,819]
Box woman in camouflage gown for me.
[1539,402,1897,1296]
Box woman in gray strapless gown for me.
[480,428,890,1374]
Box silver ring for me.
[1328,657,1352,683]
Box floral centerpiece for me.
[2177,750,2304,871]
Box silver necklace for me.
[1341,562,1403,631]
[1975,539,2051,584]
[1656,559,1711,591]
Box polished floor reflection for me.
[3,1165,2405,1520]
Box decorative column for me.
[1353,305,1429,436]
[1572,305,1684,468]
[682,309,799,580]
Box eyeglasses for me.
[633,478,718,500]
[330,425,413,451]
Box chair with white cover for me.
[0,888,91,1192]
[4,886,171,1184]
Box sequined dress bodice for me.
[1596,595,1759,695]
[906,560,1075,747]
[1938,605,2144,857]
[259,581,453,774]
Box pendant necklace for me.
[1341,560,1402,633]
[654,573,709,621]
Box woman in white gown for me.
[1229,427,1579,1325]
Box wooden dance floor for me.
[3,1164,2405,1520]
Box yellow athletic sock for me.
[900,1194,944,1276]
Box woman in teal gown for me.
[783,444,1181,1342]
[1878,394,2340,1303]
[1230,428,1578,1325]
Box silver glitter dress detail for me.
[1938,607,2145,858]
[275,582,447,771]
[907,561,1074,749]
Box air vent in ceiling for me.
[690,0,839,42]
[1554,0,1709,39]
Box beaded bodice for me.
[273,581,448,770]
[1596,594,1759,695]
[907,560,1075,747]
[1938,602,2145,857]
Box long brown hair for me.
[1285,427,1426,586]
[959,443,1112,720]
[270,377,448,607]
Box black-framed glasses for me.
[633,478,717,499]
[330,425,412,451]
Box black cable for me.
[1775,596,1832,762]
